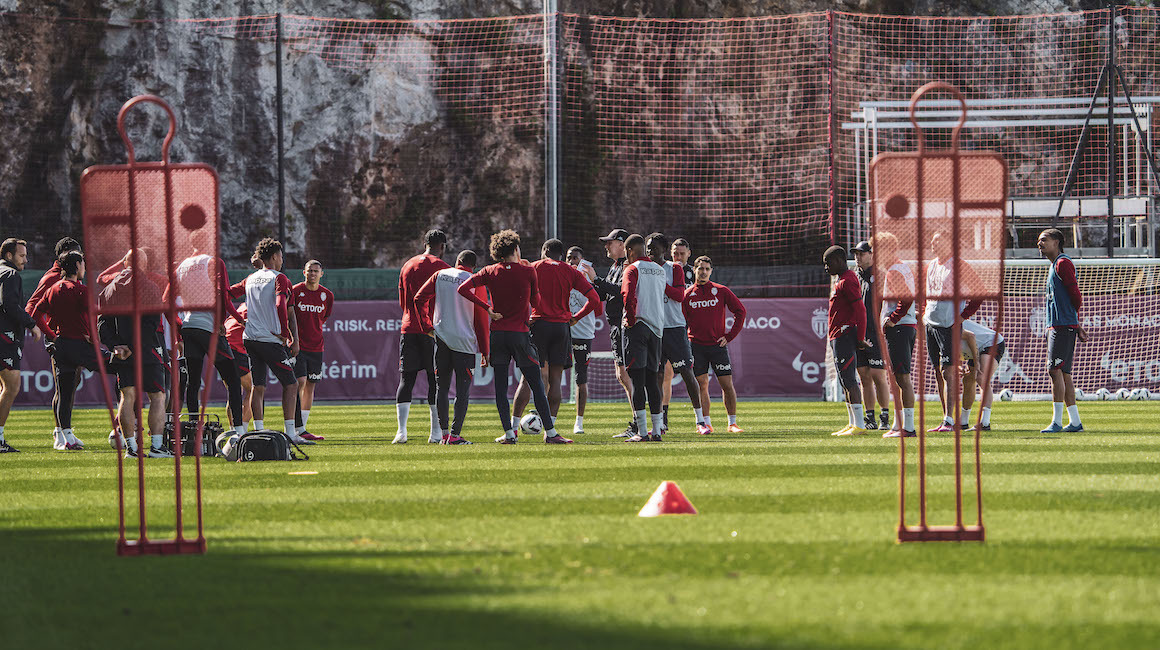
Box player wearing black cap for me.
[590,228,637,438]
[852,241,891,431]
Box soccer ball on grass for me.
[1116,388,1132,400]
[998,389,1014,402]
[519,413,544,436]
[1095,388,1112,401]
[1130,388,1152,401]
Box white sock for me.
[0,425,5,441]
[296,425,305,434]
[255,419,264,430]
[284,420,295,436]
[395,402,410,433]
[302,409,310,425]
[728,414,737,426]
[429,404,440,435]
[574,415,584,431]
[234,424,246,436]
[852,403,865,427]
[981,407,992,427]
[693,407,704,424]
[545,427,558,438]
[512,416,520,431]
[53,426,61,436]
[1052,402,1064,427]
[890,411,899,430]
[635,409,648,434]
[652,412,664,434]
[151,434,163,449]
[54,429,67,445]
[64,428,78,445]
[960,408,971,427]
[704,415,711,428]
[125,436,138,453]
[1067,404,1081,426]
[903,407,915,432]
[844,403,854,427]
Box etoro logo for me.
[811,308,827,340]
[1100,353,1160,383]
[792,351,822,384]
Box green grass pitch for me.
[1,400,1158,649]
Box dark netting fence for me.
[3,8,1160,296]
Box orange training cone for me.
[638,481,698,517]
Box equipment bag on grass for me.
[233,430,309,462]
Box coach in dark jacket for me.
[590,228,638,437]
[0,238,44,452]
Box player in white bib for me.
[566,246,597,435]
[960,319,1006,432]
[414,250,490,444]
[620,234,669,442]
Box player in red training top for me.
[823,246,871,437]
[23,236,81,449]
[511,238,602,430]
[0,238,43,453]
[292,259,334,441]
[458,229,572,444]
[30,251,131,451]
[681,256,746,434]
[224,302,254,430]
[394,229,450,445]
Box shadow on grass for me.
[0,527,873,650]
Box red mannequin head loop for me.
[909,82,968,154]
[116,95,178,165]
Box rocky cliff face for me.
[0,0,1139,269]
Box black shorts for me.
[232,349,251,376]
[435,337,475,377]
[624,323,661,372]
[885,325,917,375]
[181,326,234,363]
[1047,327,1077,374]
[971,340,1007,368]
[530,320,572,368]
[829,332,858,391]
[295,349,324,381]
[856,331,884,369]
[0,341,22,371]
[926,325,954,368]
[490,330,540,371]
[243,339,297,387]
[661,327,693,371]
[114,362,167,394]
[52,337,101,372]
[571,339,592,385]
[609,324,625,367]
[399,332,436,373]
[692,341,733,377]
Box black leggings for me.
[495,364,553,434]
[629,368,662,414]
[50,356,81,429]
[396,369,436,404]
[185,349,242,426]
[53,367,78,429]
[436,368,472,437]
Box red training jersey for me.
[682,281,746,346]
[30,279,92,340]
[458,261,539,333]
[828,269,866,341]
[25,262,63,336]
[225,304,247,354]
[529,258,602,323]
[399,253,450,335]
[292,282,334,353]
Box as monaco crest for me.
[811,307,827,340]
